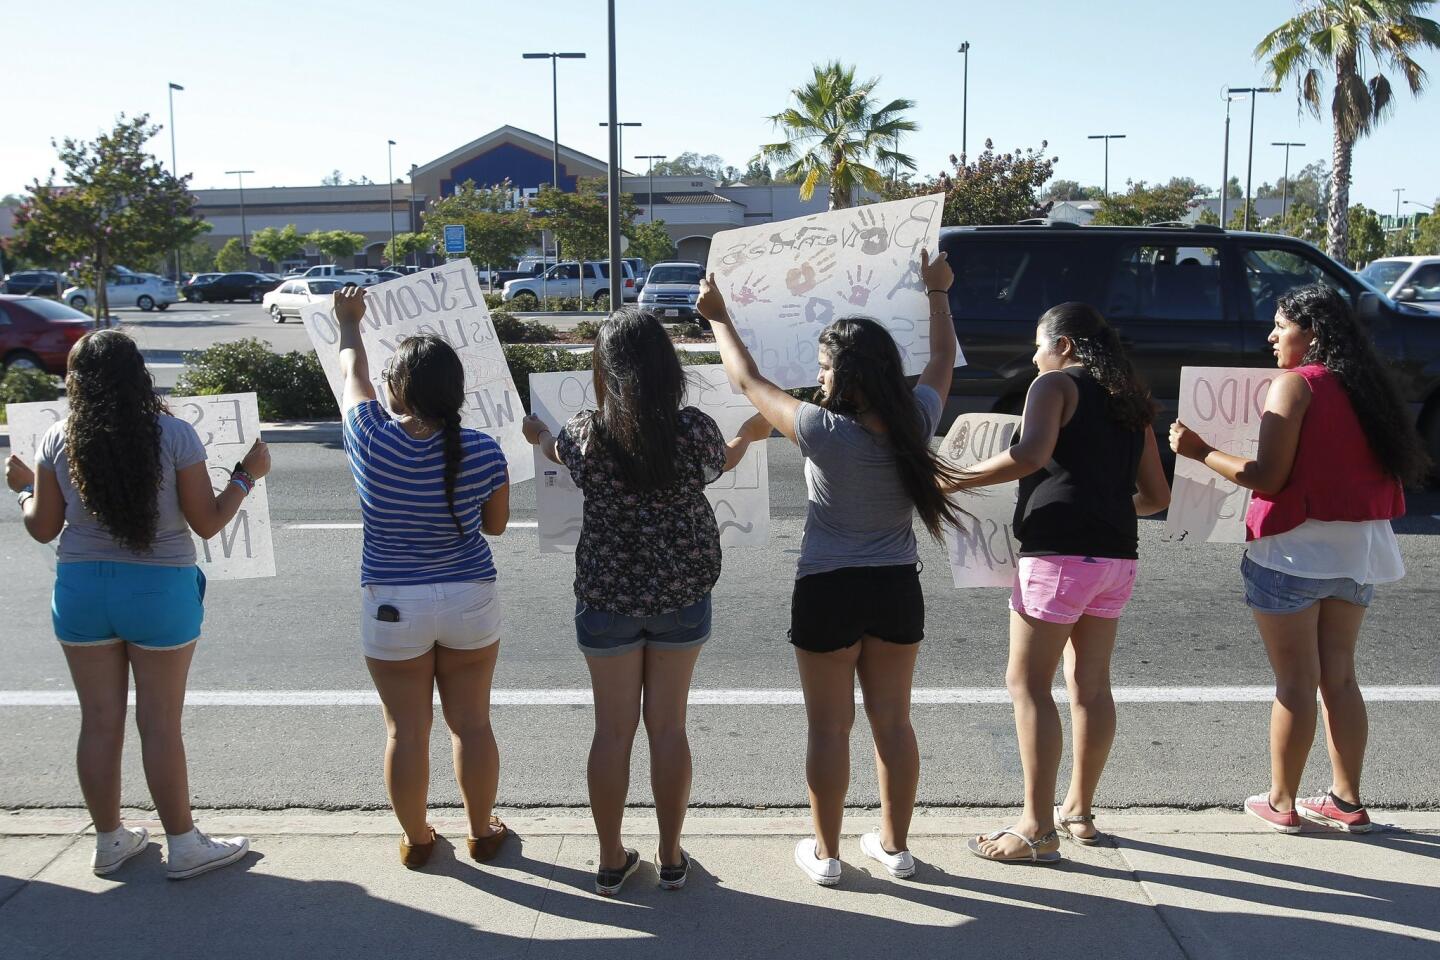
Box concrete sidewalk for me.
[2,809,1437,959]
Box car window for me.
[1359,260,1410,288]
[596,262,612,278]
[649,266,703,285]
[1105,245,1223,321]
[556,264,580,280]
[1242,245,1350,325]
[309,281,341,294]
[949,241,1085,321]
[1406,264,1440,302]
[18,298,89,322]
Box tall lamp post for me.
[523,50,587,303]
[224,169,254,268]
[636,154,666,221]
[1087,134,1125,197]
[599,122,641,173]
[386,140,397,268]
[167,82,184,281]
[1405,199,1435,244]
[605,1,622,307]
[1228,86,1279,230]
[1271,141,1305,222]
[957,42,970,162]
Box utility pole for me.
[168,82,184,280]
[1087,134,1125,197]
[599,121,641,174]
[957,42,970,162]
[605,1,622,308]
[523,51,587,307]
[224,169,254,268]
[386,139,397,268]
[636,155,666,222]
[1271,141,1305,222]
[1228,86,1279,230]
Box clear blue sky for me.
[5,0,1436,213]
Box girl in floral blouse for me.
[523,307,770,896]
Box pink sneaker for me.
[1244,794,1301,834]
[1297,793,1372,834]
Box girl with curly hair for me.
[1171,283,1427,835]
[5,329,270,879]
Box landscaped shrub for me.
[492,311,558,344]
[175,338,337,421]
[0,367,64,424]
[504,345,592,409]
[573,319,601,341]
[483,292,506,311]
[669,322,705,339]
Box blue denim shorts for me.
[53,561,206,649]
[574,594,711,657]
[1241,554,1374,615]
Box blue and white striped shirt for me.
[343,400,508,586]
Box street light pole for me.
[523,51,587,306]
[957,42,970,162]
[636,155,666,222]
[1228,86,1279,230]
[1271,141,1305,222]
[168,82,183,281]
[1087,134,1125,197]
[606,0,622,308]
[599,122,641,174]
[1221,91,1237,226]
[387,140,397,268]
[224,169,254,268]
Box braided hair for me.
[385,335,467,535]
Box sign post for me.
[443,224,467,256]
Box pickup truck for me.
[300,264,381,285]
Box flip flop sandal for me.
[966,828,1063,865]
[1055,806,1103,846]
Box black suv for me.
[1,271,67,297]
[939,222,1440,460]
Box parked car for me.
[180,273,224,300]
[637,261,704,320]
[936,222,1440,461]
[501,260,637,306]
[183,272,280,303]
[0,295,91,373]
[63,273,178,311]
[300,264,381,285]
[1359,256,1440,315]
[261,278,344,323]
[369,269,406,283]
[494,256,556,286]
[623,257,649,293]
[1,270,68,297]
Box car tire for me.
[593,291,610,309]
[69,295,88,310]
[3,350,44,373]
[249,290,263,303]
[157,302,169,311]
[137,295,155,311]
[270,305,285,324]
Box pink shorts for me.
[1009,556,1138,624]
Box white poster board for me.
[5,393,276,579]
[1166,366,1274,544]
[940,413,1024,588]
[705,193,962,389]
[528,364,770,553]
[299,259,532,482]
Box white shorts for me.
[360,580,502,661]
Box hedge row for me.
[0,368,64,424]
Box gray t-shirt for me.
[793,385,943,579]
[38,415,207,566]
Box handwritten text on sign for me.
[5,393,276,579]
[528,365,770,553]
[1166,367,1274,544]
[299,259,532,483]
[705,194,963,390]
[940,413,1024,588]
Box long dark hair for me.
[591,308,687,491]
[385,335,467,534]
[1039,302,1155,431]
[1279,284,1430,485]
[817,316,964,540]
[64,330,166,553]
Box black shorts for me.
[789,563,924,654]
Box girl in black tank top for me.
[942,303,1170,864]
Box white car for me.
[63,273,178,312]
[1359,256,1440,314]
[262,278,344,323]
[501,260,638,306]
[300,264,381,285]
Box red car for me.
[0,294,91,375]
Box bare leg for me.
[856,637,920,854]
[1059,616,1120,839]
[435,643,502,840]
[1252,606,1322,812]
[129,642,198,836]
[1316,599,1369,805]
[642,644,703,866]
[794,643,861,861]
[584,648,643,871]
[365,652,437,844]
[61,643,130,833]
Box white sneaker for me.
[794,838,841,886]
[92,826,149,876]
[860,831,916,878]
[166,828,250,880]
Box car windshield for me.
[1360,261,1410,287]
[308,281,342,294]
[648,266,702,285]
[21,298,91,322]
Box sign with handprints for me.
[939,413,1024,588]
[6,393,276,580]
[706,194,961,389]
[1166,367,1274,544]
[528,365,770,553]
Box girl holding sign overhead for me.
[1171,284,1426,835]
[945,303,1169,864]
[522,308,770,896]
[5,330,268,879]
[698,249,961,886]
[333,285,513,869]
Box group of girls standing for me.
[6,244,1423,890]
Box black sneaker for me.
[595,848,640,896]
[657,850,690,890]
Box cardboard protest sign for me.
[5,393,276,579]
[939,413,1024,588]
[705,194,962,389]
[528,364,770,553]
[1166,367,1274,544]
[299,259,532,483]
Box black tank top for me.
[1013,368,1144,559]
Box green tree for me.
[885,140,1057,226]
[1197,207,1222,226]
[383,232,431,266]
[422,180,531,280]
[249,224,306,271]
[740,157,774,185]
[627,220,676,264]
[176,234,217,274]
[651,152,727,179]
[1415,207,1440,255]
[1040,179,1104,202]
[1093,178,1205,226]
[306,229,367,263]
[532,177,639,264]
[758,61,917,209]
[1346,205,1386,264]
[1257,0,1440,262]
[14,114,207,323]
[215,237,247,272]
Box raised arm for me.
[335,284,377,413]
[6,456,65,543]
[1169,371,1309,495]
[697,274,803,443]
[916,248,958,399]
[177,439,271,539]
[722,412,773,471]
[943,371,1074,492]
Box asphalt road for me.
[2,437,1438,812]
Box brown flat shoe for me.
[400,825,437,868]
[467,817,510,862]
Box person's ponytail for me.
[440,411,464,536]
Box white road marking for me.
[285,522,539,530]
[2,686,1437,708]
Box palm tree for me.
[758,61,917,210]
[1256,1,1440,262]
